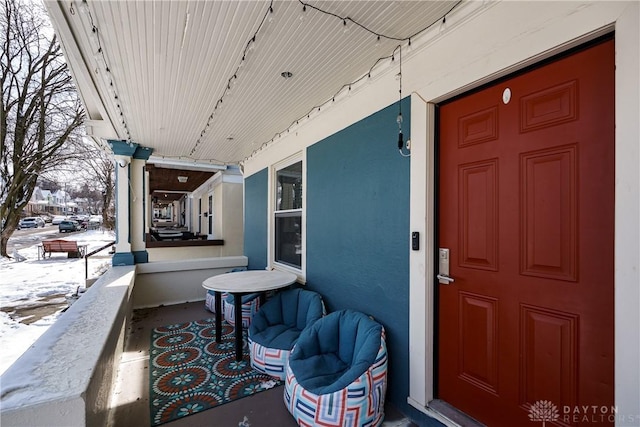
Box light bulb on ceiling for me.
[299,4,306,21]
[79,0,91,17]
[88,27,100,53]
[440,16,447,33]
[268,6,274,24]
[93,47,103,63]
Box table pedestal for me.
[203,270,298,362]
[213,291,250,361]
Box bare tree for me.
[0,0,85,257]
[75,143,115,228]
[36,176,60,192]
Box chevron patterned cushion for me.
[224,293,261,329]
[204,290,227,314]
[284,310,388,427]
[204,268,246,314]
[248,289,325,381]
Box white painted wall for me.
[190,170,244,255]
[612,4,640,424]
[244,1,640,423]
[133,256,248,308]
[218,181,244,256]
[147,245,226,261]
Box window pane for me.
[275,213,302,268]
[276,161,302,211]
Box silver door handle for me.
[438,248,454,284]
[437,274,455,284]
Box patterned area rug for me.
[150,318,280,426]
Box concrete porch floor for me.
[109,301,416,427]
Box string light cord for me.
[298,0,459,43]
[397,45,410,157]
[189,0,275,157]
[76,0,132,144]
[78,0,460,161]
[200,0,461,160]
[253,2,461,160]
[266,43,402,152]
[79,1,229,164]
[300,1,407,41]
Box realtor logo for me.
[529,400,560,426]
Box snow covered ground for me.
[0,229,115,375]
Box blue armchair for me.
[248,288,325,380]
[284,310,388,426]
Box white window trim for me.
[268,152,306,281]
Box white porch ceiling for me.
[48,0,460,165]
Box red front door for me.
[437,39,614,426]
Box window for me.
[274,160,303,270]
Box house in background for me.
[38,189,55,214]
[1,1,637,426]
[23,187,72,217]
[23,187,48,216]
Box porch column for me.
[112,151,134,266]
[109,140,153,266]
[186,194,193,231]
[131,146,153,263]
[145,169,152,234]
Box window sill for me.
[271,263,305,284]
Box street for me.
[7,224,84,254]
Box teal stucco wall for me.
[243,98,441,424]
[305,98,414,416]
[244,168,268,271]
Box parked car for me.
[51,215,66,225]
[18,217,45,229]
[59,220,81,233]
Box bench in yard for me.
[39,239,88,260]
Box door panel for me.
[521,146,578,281]
[459,160,498,271]
[437,39,614,427]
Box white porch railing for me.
[0,256,248,427]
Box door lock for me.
[438,248,455,285]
